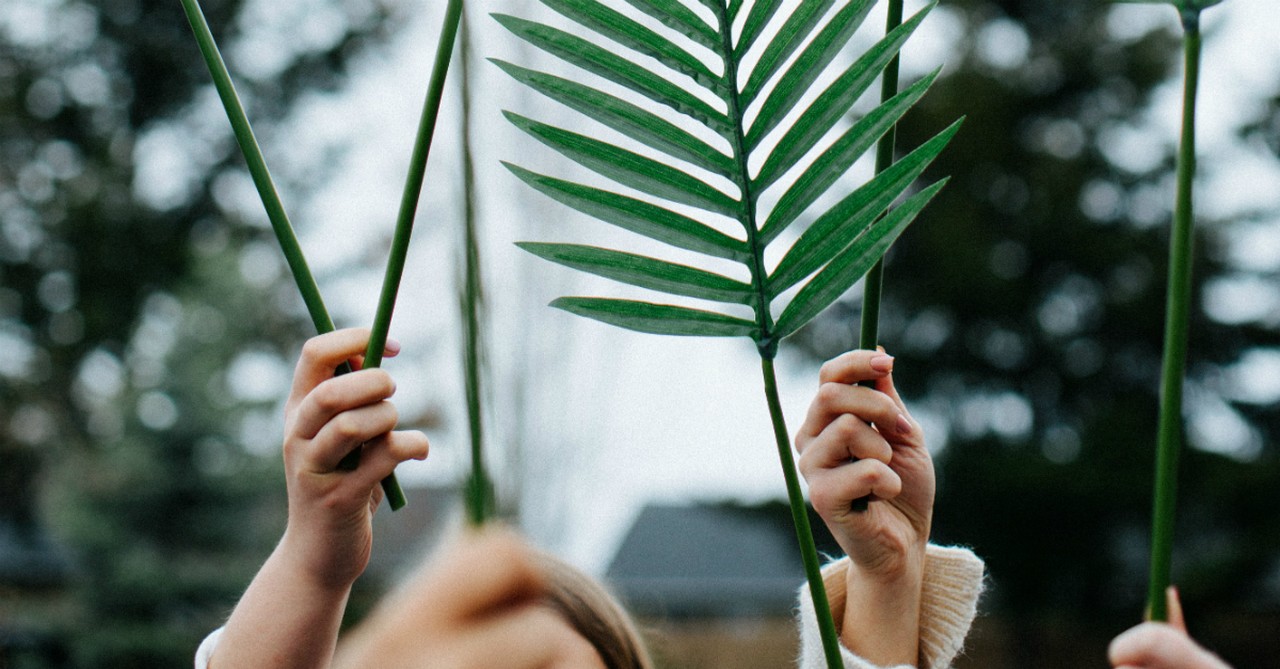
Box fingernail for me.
[895,414,913,435]
[870,354,894,373]
[385,338,402,355]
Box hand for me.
[795,349,933,665]
[334,527,607,669]
[280,328,430,591]
[796,349,933,581]
[1109,587,1232,669]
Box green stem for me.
[847,0,907,514]
[361,0,466,511]
[714,0,838,660]
[858,0,905,354]
[762,357,844,669]
[457,12,493,526]
[179,0,338,341]
[1147,9,1201,623]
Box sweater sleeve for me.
[194,627,223,669]
[795,545,985,669]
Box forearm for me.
[210,538,352,669]
[839,561,923,666]
[796,546,983,669]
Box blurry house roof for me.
[605,501,839,619]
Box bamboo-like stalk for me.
[1147,5,1202,622]
[360,0,467,510]
[762,357,843,669]
[858,0,905,353]
[456,11,494,526]
[849,0,907,514]
[179,0,340,344]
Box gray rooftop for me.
[605,502,839,618]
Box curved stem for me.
[762,358,844,669]
[1147,10,1201,623]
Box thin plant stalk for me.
[716,2,841,659]
[849,0,907,514]
[360,0,466,510]
[179,0,339,343]
[858,0,906,354]
[1147,6,1202,623]
[457,12,494,526]
[762,357,843,669]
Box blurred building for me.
[606,502,840,669]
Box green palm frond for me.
[496,0,956,359]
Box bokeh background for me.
[2,0,1278,667]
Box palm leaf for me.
[517,242,754,304]
[499,0,952,351]
[551,297,756,337]
[773,180,947,338]
[619,0,719,51]
[541,0,724,93]
[494,14,733,136]
[748,6,934,162]
[505,112,738,216]
[504,164,747,261]
[491,60,735,177]
[768,119,961,293]
[744,0,875,142]
[497,4,958,667]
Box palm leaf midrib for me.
[498,0,953,350]
[710,0,777,355]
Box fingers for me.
[807,459,903,517]
[818,349,896,386]
[347,430,430,491]
[292,367,397,438]
[1108,623,1231,669]
[797,381,911,451]
[288,329,402,409]
[435,606,583,669]
[800,414,893,471]
[410,528,546,622]
[1167,586,1186,633]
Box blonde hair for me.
[533,551,654,669]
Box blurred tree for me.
[791,2,1280,666]
[0,0,407,665]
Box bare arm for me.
[796,350,933,667]
[209,329,429,669]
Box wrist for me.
[276,528,363,596]
[840,557,924,666]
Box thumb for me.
[1166,586,1187,633]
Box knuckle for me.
[816,381,847,407]
[310,382,343,414]
[830,414,861,442]
[300,336,328,364]
[330,413,363,441]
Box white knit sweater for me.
[796,545,985,669]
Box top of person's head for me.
[532,550,654,669]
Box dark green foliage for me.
[495,0,955,359]
[790,1,1280,664]
[0,1,403,664]
[496,3,961,665]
